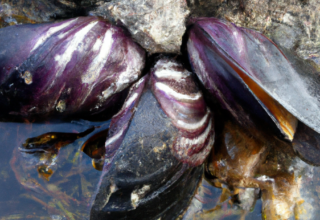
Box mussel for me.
[0,16,145,120]
[187,17,320,142]
[90,58,214,219]
[2,13,320,220]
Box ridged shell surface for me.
[150,59,215,166]
[0,16,145,118]
[187,18,319,140]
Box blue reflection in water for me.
[0,120,109,219]
[1,119,320,220]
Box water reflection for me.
[183,178,263,220]
[0,121,108,219]
[2,118,320,219]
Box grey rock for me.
[187,0,320,68]
[0,0,98,27]
[186,0,224,17]
[270,23,303,50]
[0,0,62,27]
[91,0,190,54]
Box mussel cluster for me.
[1,15,320,220]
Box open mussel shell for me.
[0,16,145,120]
[187,17,320,141]
[90,58,214,219]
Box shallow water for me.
[1,120,320,220]
[0,120,108,219]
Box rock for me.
[91,0,190,54]
[186,0,320,68]
[0,0,57,27]
[186,0,224,17]
[270,23,303,50]
[0,0,95,27]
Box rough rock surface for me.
[91,0,190,54]
[0,0,96,27]
[187,0,320,68]
[0,0,59,27]
[2,0,320,61]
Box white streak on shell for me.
[101,83,115,100]
[104,77,147,164]
[114,46,143,93]
[124,93,138,109]
[176,109,209,131]
[178,119,213,147]
[105,126,126,147]
[31,18,78,53]
[151,59,214,165]
[154,60,191,81]
[93,38,103,52]
[54,21,98,77]
[155,82,202,101]
[155,69,190,81]
[82,29,114,84]
[134,76,146,89]
[111,78,146,120]
[187,40,207,86]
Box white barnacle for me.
[131,185,151,209]
[20,70,33,85]
[56,100,66,113]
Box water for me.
[1,120,320,220]
[0,121,107,219]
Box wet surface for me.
[0,120,109,219]
[183,117,320,220]
[183,178,263,220]
[1,2,320,219]
[2,119,320,219]
[183,163,320,220]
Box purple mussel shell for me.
[91,58,211,219]
[0,16,145,119]
[102,58,214,168]
[187,18,320,141]
[150,59,214,165]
